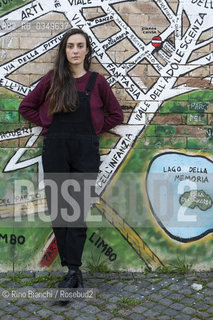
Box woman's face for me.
[65,33,89,69]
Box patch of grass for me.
[151,279,162,284]
[85,251,110,273]
[8,273,33,281]
[144,266,153,274]
[171,257,192,273]
[0,284,9,289]
[197,307,208,312]
[111,309,120,317]
[92,303,108,313]
[172,297,182,303]
[156,257,192,274]
[155,265,173,274]
[184,293,193,298]
[146,296,157,303]
[207,302,213,307]
[119,297,142,306]
[7,274,62,288]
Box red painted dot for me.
[152,36,162,47]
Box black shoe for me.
[74,269,84,288]
[58,269,78,288]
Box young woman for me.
[19,28,123,289]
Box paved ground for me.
[0,271,212,320]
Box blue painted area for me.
[146,152,213,242]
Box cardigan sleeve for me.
[98,75,123,133]
[18,72,52,126]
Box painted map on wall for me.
[0,0,213,271]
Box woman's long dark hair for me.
[47,28,92,114]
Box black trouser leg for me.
[42,136,100,269]
[52,226,87,269]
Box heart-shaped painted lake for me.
[146,152,213,242]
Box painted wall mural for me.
[0,0,213,271]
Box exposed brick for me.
[8,74,30,87]
[116,2,161,14]
[189,65,210,77]
[0,37,19,50]
[175,125,208,137]
[14,62,53,75]
[129,13,149,26]
[92,24,120,40]
[19,37,50,49]
[112,88,134,102]
[151,113,184,125]
[149,15,170,27]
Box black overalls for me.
[42,72,100,270]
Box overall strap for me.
[85,72,98,93]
